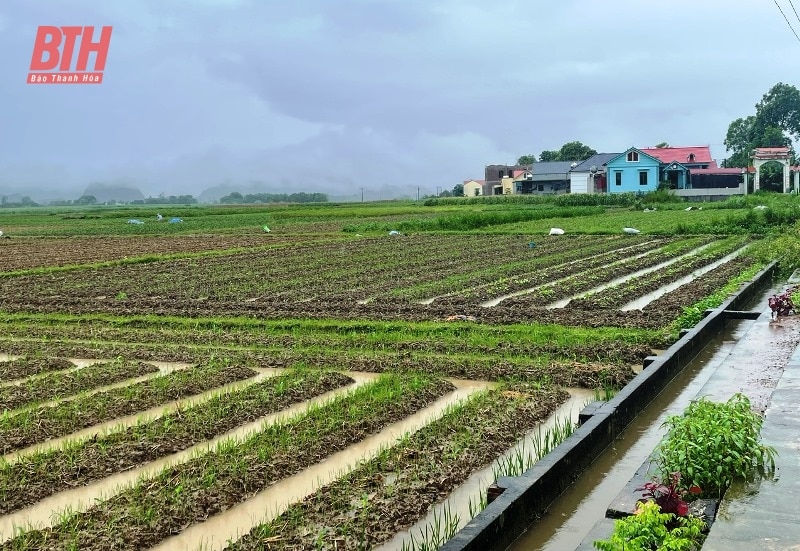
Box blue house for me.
[605,148,662,193]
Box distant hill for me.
[82,183,146,203]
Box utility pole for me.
[417,187,420,201]
[360,187,365,202]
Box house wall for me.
[570,172,589,194]
[485,165,525,182]
[463,181,483,196]
[606,154,660,193]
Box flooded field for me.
[0,221,785,549]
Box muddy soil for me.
[0,371,354,515]
[0,378,455,551]
[0,235,295,272]
[228,385,569,550]
[0,364,257,453]
[0,360,157,411]
[0,357,74,383]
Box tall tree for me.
[655,142,670,148]
[755,82,800,141]
[517,155,536,165]
[537,142,597,162]
[723,83,800,167]
[558,141,597,161]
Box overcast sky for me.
[2,0,800,200]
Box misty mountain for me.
[82,183,146,203]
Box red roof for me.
[639,146,713,164]
[511,170,529,178]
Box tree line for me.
[218,192,329,204]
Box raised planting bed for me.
[0,359,158,412]
[225,383,569,550]
[394,236,674,302]
[0,368,354,514]
[0,373,454,550]
[0,357,75,383]
[498,237,721,309]
[0,360,257,453]
[0,316,664,368]
[0,235,297,273]
[572,236,751,310]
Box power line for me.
[789,0,800,25]
[774,0,800,43]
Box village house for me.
[603,146,744,196]
[482,162,578,196]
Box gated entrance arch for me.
[751,147,796,193]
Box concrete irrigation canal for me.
[442,263,800,551]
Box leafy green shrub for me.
[594,500,706,551]
[655,393,776,498]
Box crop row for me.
[0,235,647,304]
[403,237,684,303]
[227,382,569,550]
[0,359,257,454]
[0,343,639,393]
[1,373,455,550]
[0,318,663,364]
[385,235,661,301]
[575,236,751,309]
[443,237,708,304]
[499,236,720,309]
[0,359,157,412]
[0,357,75,383]
[0,235,294,273]
[642,256,761,317]
[0,367,354,514]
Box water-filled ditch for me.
[508,285,784,550]
[507,322,745,550]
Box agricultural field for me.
[0,193,798,550]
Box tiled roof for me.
[532,161,579,175]
[639,146,713,164]
[571,153,622,172]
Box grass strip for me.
[0,359,158,412]
[0,368,354,514]
[225,382,569,550]
[0,357,74,383]
[0,373,454,550]
[0,359,257,454]
[0,323,660,365]
[0,312,665,348]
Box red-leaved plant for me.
[636,471,702,517]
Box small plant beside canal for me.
[654,393,776,499]
[594,500,706,551]
[596,393,775,551]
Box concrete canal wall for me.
[439,261,779,551]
